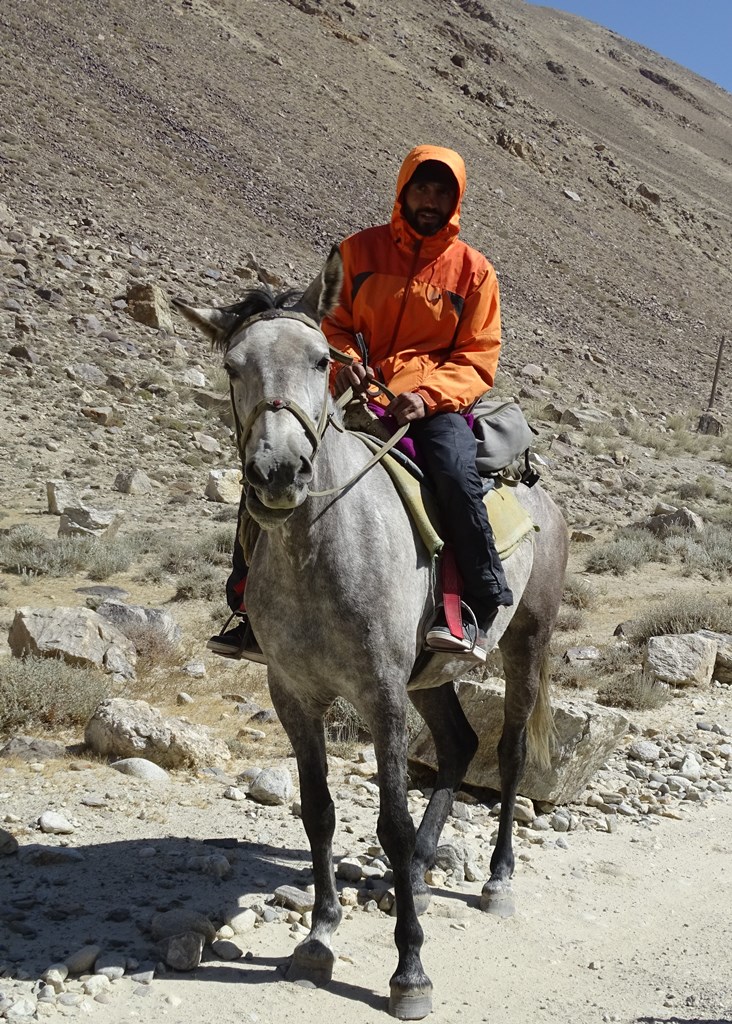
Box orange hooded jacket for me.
[322,145,501,414]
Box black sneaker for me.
[207,616,266,664]
[424,613,488,663]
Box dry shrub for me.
[555,607,585,632]
[596,671,670,711]
[124,622,180,674]
[324,697,369,749]
[0,656,109,732]
[173,563,224,601]
[585,529,661,575]
[551,661,594,690]
[629,594,732,647]
[676,475,717,501]
[0,525,135,580]
[563,575,597,609]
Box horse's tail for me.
[527,652,556,771]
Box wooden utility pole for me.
[698,335,725,436]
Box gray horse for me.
[175,248,568,1020]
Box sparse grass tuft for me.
[0,656,109,732]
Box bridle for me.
[227,309,409,500]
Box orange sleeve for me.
[322,242,361,392]
[414,266,501,413]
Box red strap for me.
[441,545,464,640]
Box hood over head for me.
[391,145,467,255]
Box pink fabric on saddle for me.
[367,403,422,466]
[367,404,475,470]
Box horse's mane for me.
[218,286,303,351]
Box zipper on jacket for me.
[387,239,422,353]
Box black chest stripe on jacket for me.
[447,291,464,317]
[351,271,374,304]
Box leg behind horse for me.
[481,489,568,916]
[408,684,478,914]
[268,674,341,986]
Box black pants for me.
[227,412,513,628]
[410,412,513,628]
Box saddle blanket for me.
[359,437,536,561]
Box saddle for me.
[356,433,536,563]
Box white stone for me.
[205,468,241,504]
[645,634,717,688]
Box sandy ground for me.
[2,752,731,1024]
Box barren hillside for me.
[1,0,731,409]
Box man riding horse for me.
[210,144,513,661]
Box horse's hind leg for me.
[269,678,341,986]
[369,694,433,1019]
[408,684,478,914]
[481,625,555,917]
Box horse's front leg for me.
[408,684,478,914]
[269,677,341,986]
[371,696,433,1020]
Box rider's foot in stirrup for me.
[207,614,266,664]
[424,606,501,662]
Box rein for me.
[228,308,410,500]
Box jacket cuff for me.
[414,388,438,413]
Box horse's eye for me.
[316,356,330,372]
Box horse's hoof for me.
[285,938,335,988]
[388,980,433,1020]
[479,879,515,918]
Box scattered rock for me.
[126,282,175,332]
[249,766,294,806]
[85,697,231,768]
[205,468,242,504]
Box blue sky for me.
[528,1,732,93]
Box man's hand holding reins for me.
[387,392,426,425]
[335,361,376,400]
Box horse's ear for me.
[295,245,343,322]
[172,298,239,350]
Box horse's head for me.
[174,247,343,528]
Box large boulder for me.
[640,506,704,538]
[8,607,136,678]
[85,698,230,769]
[697,630,732,684]
[408,679,628,804]
[95,600,181,646]
[645,633,717,688]
[58,506,125,539]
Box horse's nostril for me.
[298,456,313,482]
[245,459,270,488]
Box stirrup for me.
[424,601,482,656]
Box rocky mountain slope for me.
[1,0,731,412]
